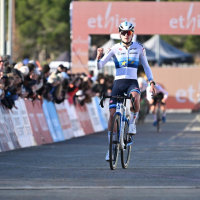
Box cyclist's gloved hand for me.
[96,48,104,60]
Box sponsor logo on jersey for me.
[110,100,113,103]
[118,52,126,55]
[130,48,137,50]
[129,49,138,54]
[119,48,122,51]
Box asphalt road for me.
[0,113,200,200]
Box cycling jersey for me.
[96,42,153,81]
[146,84,168,102]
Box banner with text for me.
[71,2,200,71]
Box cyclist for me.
[146,83,168,126]
[96,21,156,161]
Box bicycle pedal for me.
[127,136,133,143]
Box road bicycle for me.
[155,98,165,133]
[100,93,135,170]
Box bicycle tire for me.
[121,121,131,169]
[109,114,120,170]
[157,107,162,133]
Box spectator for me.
[19,66,29,77]
[0,56,115,110]
[28,60,38,68]
[36,64,51,98]
[56,64,65,74]
[14,62,24,70]
[0,56,4,72]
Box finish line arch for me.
[71,1,200,73]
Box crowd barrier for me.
[0,97,109,152]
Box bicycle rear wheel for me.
[157,107,162,133]
[121,121,132,169]
[109,114,120,170]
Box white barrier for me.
[0,97,108,152]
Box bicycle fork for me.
[119,120,125,150]
[116,103,126,150]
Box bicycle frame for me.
[115,101,132,150]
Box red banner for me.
[55,103,74,139]
[75,103,94,135]
[24,100,53,145]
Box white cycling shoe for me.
[105,150,115,161]
[128,124,136,135]
[105,150,110,161]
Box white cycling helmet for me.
[118,21,134,32]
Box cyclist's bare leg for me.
[129,91,140,124]
[161,104,166,112]
[161,99,166,112]
[149,99,157,123]
[106,108,116,159]
[107,108,117,145]
[161,99,167,120]
[130,91,140,112]
[108,108,116,131]
[149,99,155,114]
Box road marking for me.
[183,115,200,131]
[166,109,192,113]
[184,127,200,131]
[145,119,194,123]
[0,186,200,190]
[159,115,200,146]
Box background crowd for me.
[0,55,114,109]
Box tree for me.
[15,0,71,60]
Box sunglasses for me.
[121,31,133,36]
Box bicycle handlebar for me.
[99,93,135,110]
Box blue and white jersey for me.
[96,42,153,81]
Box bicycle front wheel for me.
[121,121,131,169]
[109,114,120,170]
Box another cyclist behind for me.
[146,84,168,126]
[96,21,156,161]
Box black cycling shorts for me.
[152,92,164,106]
[109,79,140,109]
